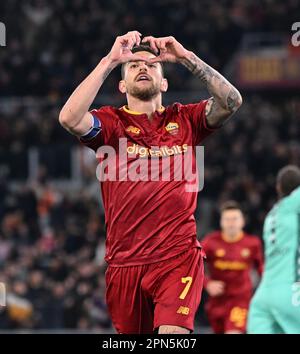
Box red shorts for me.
[105,247,205,334]
[205,294,251,333]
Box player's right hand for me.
[206,280,225,297]
[107,31,144,64]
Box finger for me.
[147,56,163,63]
[128,37,136,50]
[121,37,135,50]
[155,38,172,54]
[123,31,137,41]
[157,39,167,52]
[127,31,141,46]
[120,54,143,64]
[127,56,147,63]
[166,36,175,44]
[149,38,160,54]
[141,36,153,43]
[134,32,141,46]
[158,36,175,50]
[128,30,142,37]
[142,36,158,51]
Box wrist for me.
[179,49,193,64]
[102,54,120,70]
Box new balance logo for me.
[176,306,190,315]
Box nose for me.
[139,62,148,71]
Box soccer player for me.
[202,201,263,334]
[59,31,242,334]
[247,165,300,334]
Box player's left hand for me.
[141,36,189,63]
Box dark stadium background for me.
[0,0,299,333]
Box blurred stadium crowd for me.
[1,0,299,95]
[1,0,300,331]
[0,176,110,329]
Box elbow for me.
[236,91,243,109]
[234,90,243,111]
[59,110,68,128]
[59,109,75,130]
[59,108,88,135]
[227,89,243,114]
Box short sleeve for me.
[183,100,219,145]
[79,106,118,152]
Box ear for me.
[276,182,282,198]
[119,80,127,94]
[241,215,246,228]
[160,78,168,92]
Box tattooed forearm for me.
[227,89,240,112]
[181,51,242,125]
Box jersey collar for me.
[121,105,165,115]
[221,231,244,243]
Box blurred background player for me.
[202,201,263,334]
[248,165,300,334]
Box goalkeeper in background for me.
[247,165,300,334]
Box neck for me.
[222,231,243,242]
[126,94,162,118]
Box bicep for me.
[65,112,94,136]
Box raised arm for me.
[181,52,242,127]
[142,35,243,128]
[59,31,143,136]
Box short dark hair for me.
[220,200,243,214]
[277,165,300,197]
[120,43,164,79]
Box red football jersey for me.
[202,231,264,296]
[80,101,218,266]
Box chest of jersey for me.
[211,241,253,271]
[116,111,192,149]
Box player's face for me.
[120,51,167,100]
[220,209,245,236]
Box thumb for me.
[148,56,163,63]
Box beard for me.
[127,82,161,101]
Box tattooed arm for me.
[181,52,243,127]
[59,31,143,136]
[142,36,243,128]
